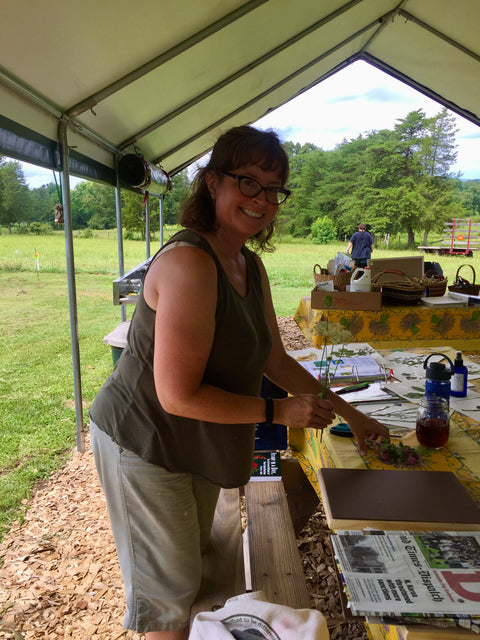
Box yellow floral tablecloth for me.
[294,296,480,350]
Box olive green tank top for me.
[89,230,272,487]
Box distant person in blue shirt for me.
[346,223,373,267]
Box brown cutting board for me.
[318,468,480,531]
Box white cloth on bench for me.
[190,590,329,639]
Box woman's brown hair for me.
[180,125,289,252]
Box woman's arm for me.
[143,246,333,430]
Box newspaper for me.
[331,530,480,619]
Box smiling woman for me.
[87,125,388,639]
[87,126,295,639]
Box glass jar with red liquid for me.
[416,396,449,448]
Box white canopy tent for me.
[1,0,479,179]
[1,0,479,448]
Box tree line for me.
[1,108,479,247]
[0,162,189,237]
[279,108,480,247]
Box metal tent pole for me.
[58,119,85,452]
[159,194,164,247]
[145,195,151,258]
[114,160,126,323]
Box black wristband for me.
[265,397,274,424]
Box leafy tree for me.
[395,109,427,176]
[30,183,59,226]
[456,179,480,218]
[70,181,116,229]
[279,142,323,235]
[421,108,459,177]
[280,146,328,236]
[394,110,460,246]
[311,216,337,244]
[162,169,190,224]
[121,190,161,238]
[0,159,32,231]
[283,141,319,176]
[337,110,461,247]
[315,135,372,235]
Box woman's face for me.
[206,163,283,240]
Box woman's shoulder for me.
[152,231,216,269]
[143,232,217,307]
[148,229,216,265]
[165,228,210,249]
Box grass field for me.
[1,228,479,538]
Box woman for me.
[89,125,388,639]
[346,223,374,267]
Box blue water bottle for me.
[423,353,454,407]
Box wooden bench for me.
[191,469,315,624]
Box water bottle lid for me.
[426,361,451,380]
[423,352,454,380]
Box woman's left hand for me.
[327,389,390,456]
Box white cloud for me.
[19,163,84,190]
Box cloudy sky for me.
[256,61,480,179]
[19,60,480,188]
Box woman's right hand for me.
[274,395,335,430]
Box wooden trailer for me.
[418,218,480,256]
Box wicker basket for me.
[421,270,448,297]
[313,263,352,291]
[448,264,480,296]
[371,269,425,305]
[313,263,333,284]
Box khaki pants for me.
[90,422,220,633]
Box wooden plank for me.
[281,458,320,535]
[244,481,310,609]
[191,488,245,619]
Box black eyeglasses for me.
[221,171,291,205]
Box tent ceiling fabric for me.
[1,0,479,182]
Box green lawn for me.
[0,228,479,537]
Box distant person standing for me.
[346,223,373,267]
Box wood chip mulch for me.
[0,317,367,640]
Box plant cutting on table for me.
[368,438,421,465]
